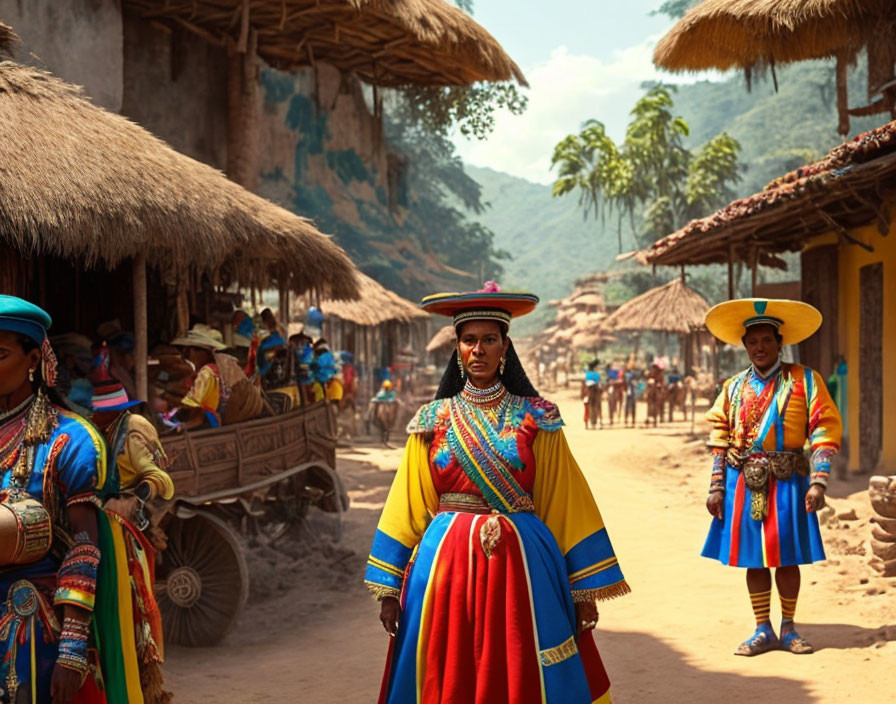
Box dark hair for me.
[742,324,783,346]
[435,338,539,399]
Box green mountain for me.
[463,58,886,331]
[462,164,621,335]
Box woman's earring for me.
[499,357,506,375]
[28,368,34,383]
[457,353,465,378]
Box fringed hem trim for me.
[365,581,401,601]
[572,580,631,603]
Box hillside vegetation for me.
[465,58,886,336]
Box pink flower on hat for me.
[479,281,501,293]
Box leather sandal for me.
[734,623,780,656]
[780,629,814,654]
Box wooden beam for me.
[133,254,149,402]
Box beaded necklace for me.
[461,378,506,406]
[0,389,58,490]
[0,395,33,472]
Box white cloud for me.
[454,40,718,185]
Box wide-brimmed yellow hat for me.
[705,298,822,346]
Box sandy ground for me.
[163,389,895,703]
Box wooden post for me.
[133,254,149,401]
[727,244,735,300]
[226,29,259,191]
[175,274,189,337]
[751,248,759,296]
[835,52,850,138]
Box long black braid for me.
[435,337,539,400]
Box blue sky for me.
[452,1,698,184]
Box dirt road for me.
[164,390,895,703]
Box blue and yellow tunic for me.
[702,361,842,568]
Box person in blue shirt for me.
[311,339,343,404]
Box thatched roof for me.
[645,120,896,266]
[0,59,359,299]
[653,0,876,72]
[125,0,526,88]
[426,324,455,353]
[603,279,710,334]
[320,272,429,325]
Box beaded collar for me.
[461,379,506,406]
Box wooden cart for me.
[153,401,347,646]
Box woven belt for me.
[438,493,492,514]
[437,492,535,515]
[734,451,809,521]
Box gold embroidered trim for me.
[539,636,578,666]
[571,580,631,603]
[364,581,401,601]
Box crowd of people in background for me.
[577,356,694,429]
[49,307,365,439]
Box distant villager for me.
[702,299,842,656]
[366,286,628,704]
[170,326,265,428]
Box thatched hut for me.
[426,324,457,360]
[0,42,359,396]
[124,0,527,87]
[653,0,895,136]
[315,273,430,400]
[603,278,711,372]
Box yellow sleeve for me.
[532,429,629,601]
[122,416,175,500]
[365,433,439,599]
[705,381,731,450]
[181,366,217,410]
[807,369,842,452]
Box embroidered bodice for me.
[407,383,563,509]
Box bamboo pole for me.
[133,254,149,401]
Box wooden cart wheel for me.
[155,511,249,647]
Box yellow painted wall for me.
[817,211,896,472]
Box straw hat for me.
[705,298,822,347]
[170,324,228,351]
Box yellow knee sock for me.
[780,594,798,621]
[750,589,772,625]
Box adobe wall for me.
[120,14,228,170]
[0,0,123,111]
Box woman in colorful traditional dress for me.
[0,296,108,703]
[702,299,842,656]
[366,287,629,704]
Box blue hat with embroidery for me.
[705,298,822,347]
[0,295,59,386]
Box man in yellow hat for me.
[702,299,842,656]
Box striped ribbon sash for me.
[445,397,534,514]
